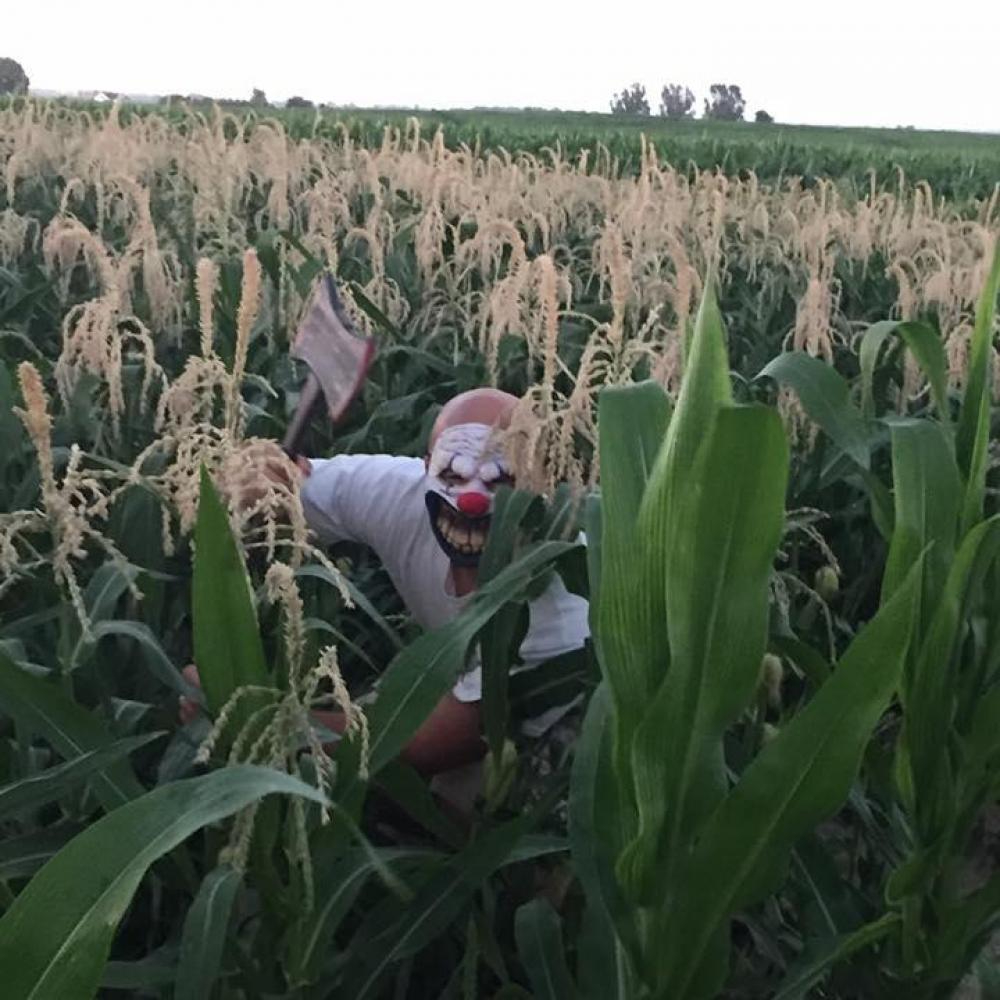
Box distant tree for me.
[658,83,696,120]
[755,109,774,124]
[610,83,650,116]
[703,84,746,121]
[0,57,29,96]
[286,95,314,109]
[251,88,268,107]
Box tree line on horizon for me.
[3,53,771,125]
[611,82,774,123]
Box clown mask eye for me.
[490,471,514,490]
[440,469,465,487]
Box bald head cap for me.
[429,388,519,452]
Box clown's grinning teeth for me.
[436,510,488,555]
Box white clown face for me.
[424,422,513,566]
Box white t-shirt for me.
[300,455,590,710]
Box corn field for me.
[1,99,1000,998]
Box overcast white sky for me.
[7,0,1000,132]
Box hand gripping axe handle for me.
[281,273,377,460]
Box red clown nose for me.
[456,492,490,518]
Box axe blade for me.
[282,274,376,457]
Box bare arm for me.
[312,693,483,777]
[398,694,483,776]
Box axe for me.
[281,273,377,459]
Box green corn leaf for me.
[175,866,243,1000]
[476,487,545,586]
[772,912,901,1000]
[937,868,1000,981]
[576,898,628,1000]
[638,277,733,690]
[962,683,1000,825]
[288,847,436,986]
[81,561,140,627]
[459,914,481,1000]
[956,237,1000,476]
[192,465,270,717]
[657,554,922,998]
[375,760,466,848]
[478,487,544,759]
[660,274,733,475]
[492,987,534,1000]
[295,563,403,651]
[593,381,670,801]
[620,405,788,903]
[0,733,162,822]
[0,765,325,1000]
[0,825,86,880]
[539,481,584,542]
[583,495,603,617]
[349,279,401,338]
[791,834,867,936]
[350,807,548,999]
[881,421,960,635]
[363,540,575,777]
[514,898,578,1000]
[507,834,572,863]
[303,617,379,673]
[609,280,753,906]
[80,620,196,697]
[0,360,27,465]
[758,351,872,469]
[859,468,895,542]
[859,319,950,422]
[567,683,640,975]
[293,834,563,989]
[0,651,145,811]
[101,947,178,991]
[509,645,592,722]
[957,239,1000,535]
[480,602,530,763]
[905,515,1000,841]
[857,320,902,420]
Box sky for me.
[7,0,1000,133]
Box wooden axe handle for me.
[281,371,324,460]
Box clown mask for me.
[424,422,512,566]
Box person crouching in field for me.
[180,387,589,808]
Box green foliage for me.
[514,898,578,999]
[0,766,325,999]
[570,281,925,999]
[0,57,29,96]
[0,652,148,810]
[192,465,270,717]
[703,83,746,121]
[0,732,161,821]
[610,83,650,116]
[768,237,1000,998]
[658,84,695,120]
[176,865,243,1000]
